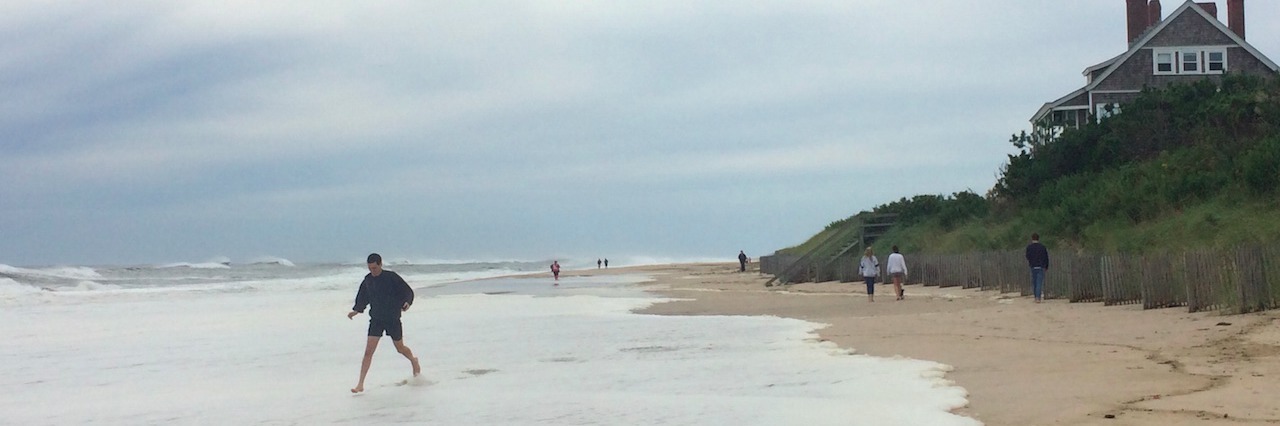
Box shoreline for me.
[564,262,1280,426]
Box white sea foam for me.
[60,281,124,292]
[400,268,539,286]
[0,266,536,302]
[0,278,42,295]
[0,264,102,280]
[0,274,979,425]
[156,262,232,269]
[250,256,296,266]
[605,255,734,267]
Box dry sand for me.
[559,262,1280,426]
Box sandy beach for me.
[560,262,1280,426]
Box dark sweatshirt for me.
[1025,241,1050,269]
[352,270,415,321]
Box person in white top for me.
[886,245,908,301]
[858,247,879,302]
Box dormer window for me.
[1208,51,1225,71]
[1182,52,1199,72]
[1156,52,1174,72]
[1153,47,1228,75]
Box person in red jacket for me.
[551,260,561,284]
[347,253,419,393]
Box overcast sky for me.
[2,1,1277,266]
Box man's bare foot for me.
[411,357,421,376]
[351,385,364,393]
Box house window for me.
[1207,51,1225,71]
[1156,53,1174,72]
[1096,103,1121,121]
[1153,47,1228,75]
[1052,109,1083,128]
[1182,52,1199,72]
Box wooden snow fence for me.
[763,242,1280,314]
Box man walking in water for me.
[347,253,419,393]
[550,260,561,284]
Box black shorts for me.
[367,318,404,341]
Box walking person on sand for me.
[347,253,419,393]
[551,260,561,284]
[886,245,908,301]
[738,250,749,272]
[1025,233,1050,303]
[859,247,879,302]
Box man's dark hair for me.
[367,253,382,264]
[891,245,900,253]
[1031,233,1040,241]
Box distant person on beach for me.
[886,245,908,301]
[597,259,602,269]
[604,259,609,268]
[347,253,419,393]
[738,250,749,272]
[551,261,561,283]
[1025,233,1050,303]
[859,248,879,302]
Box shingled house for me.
[1032,0,1278,127]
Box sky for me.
[2,1,1277,266]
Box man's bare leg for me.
[352,336,380,393]
[393,339,420,376]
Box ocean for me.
[0,259,980,425]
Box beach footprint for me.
[394,376,435,387]
[462,368,498,377]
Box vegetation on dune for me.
[783,74,1280,256]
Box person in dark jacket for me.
[1025,233,1050,303]
[347,253,418,393]
[738,250,749,272]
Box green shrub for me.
[1242,135,1280,194]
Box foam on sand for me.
[0,273,978,425]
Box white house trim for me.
[1091,90,1142,94]
[1086,1,1279,92]
[1031,87,1088,123]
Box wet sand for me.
[562,262,1280,425]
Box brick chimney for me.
[1196,2,1218,19]
[1228,0,1246,39]
[1147,0,1162,27]
[1127,0,1150,44]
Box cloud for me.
[3,1,1279,264]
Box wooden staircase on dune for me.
[765,213,897,287]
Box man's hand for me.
[402,302,411,312]
[347,311,359,319]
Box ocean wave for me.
[59,281,125,292]
[156,262,232,270]
[521,256,731,271]
[0,278,45,294]
[382,257,545,267]
[400,268,537,285]
[249,257,296,267]
[0,263,552,303]
[603,255,730,267]
[0,264,103,280]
